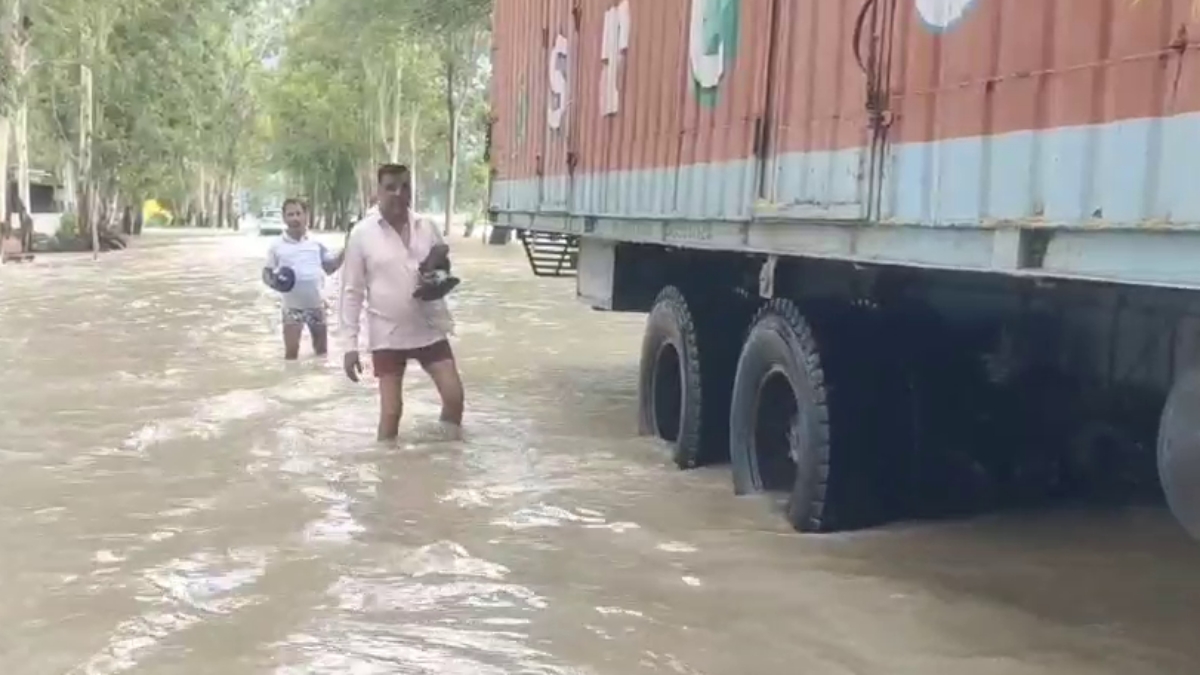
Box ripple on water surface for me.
[273,541,582,674]
[4,232,1200,675]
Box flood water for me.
[2,229,1200,674]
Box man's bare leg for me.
[310,321,328,357]
[422,357,465,427]
[283,322,303,360]
[377,365,407,441]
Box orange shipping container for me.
[492,0,1200,231]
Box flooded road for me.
[3,229,1200,675]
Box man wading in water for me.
[265,198,344,359]
[339,164,466,440]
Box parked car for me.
[258,209,283,236]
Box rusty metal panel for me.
[760,0,877,220]
[493,0,876,223]
[571,0,687,218]
[571,0,775,221]
[674,0,774,220]
[493,0,1200,233]
[489,0,546,214]
[881,0,1200,229]
[541,0,573,211]
[565,0,608,216]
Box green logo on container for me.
[689,0,740,107]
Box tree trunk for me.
[390,52,403,163]
[109,190,118,231]
[216,178,226,230]
[61,157,76,214]
[17,199,31,253]
[210,179,220,228]
[225,156,239,228]
[443,57,460,236]
[355,165,368,214]
[0,115,10,242]
[197,166,209,228]
[98,184,117,232]
[408,105,419,204]
[120,203,132,235]
[15,96,26,217]
[79,62,97,257]
[14,5,28,225]
[226,183,236,230]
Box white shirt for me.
[267,233,337,310]
[339,210,454,352]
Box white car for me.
[258,210,284,236]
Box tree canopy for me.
[0,0,492,239]
[263,0,491,231]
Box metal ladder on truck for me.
[517,229,579,277]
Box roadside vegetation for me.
[0,0,491,252]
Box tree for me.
[261,0,491,232]
[0,0,490,253]
[25,0,273,248]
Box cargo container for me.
[489,0,1200,537]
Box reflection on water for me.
[1,229,1199,674]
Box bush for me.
[56,212,78,239]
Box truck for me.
[487,0,1200,537]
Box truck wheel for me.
[690,296,754,465]
[729,298,879,532]
[638,286,705,468]
[1158,369,1200,539]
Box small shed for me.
[7,168,64,236]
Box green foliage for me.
[55,210,76,237]
[3,0,277,229]
[261,0,492,225]
[0,0,492,233]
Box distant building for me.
[7,168,64,236]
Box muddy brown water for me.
[1,228,1199,674]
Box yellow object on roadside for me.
[142,199,173,224]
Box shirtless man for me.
[339,164,466,440]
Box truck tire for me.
[729,298,882,532]
[1158,369,1200,539]
[689,295,754,465]
[638,286,706,469]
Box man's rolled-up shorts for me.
[371,340,454,376]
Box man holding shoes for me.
[338,163,465,441]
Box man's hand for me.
[343,350,363,382]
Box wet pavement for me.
[1,228,1200,674]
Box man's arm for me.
[338,229,367,352]
[425,218,452,273]
[262,244,280,286]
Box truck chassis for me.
[497,215,1198,537]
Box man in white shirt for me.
[340,164,465,440]
[265,198,344,359]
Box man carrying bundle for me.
[339,163,465,441]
